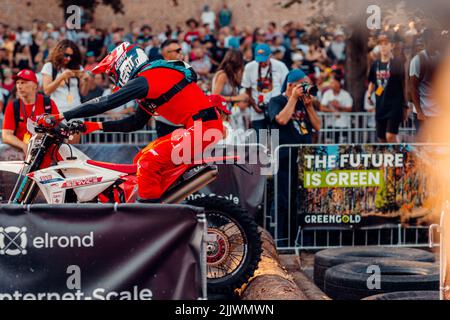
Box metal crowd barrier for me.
[295,224,430,253]
[0,112,416,145]
[316,112,416,144]
[79,115,157,144]
[80,130,157,144]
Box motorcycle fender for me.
[27,169,66,204]
[43,161,120,202]
[27,168,66,204]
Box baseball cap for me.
[228,37,240,49]
[254,43,271,63]
[13,69,38,84]
[286,69,306,83]
[281,68,307,93]
[209,95,232,115]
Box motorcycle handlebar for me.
[36,120,86,136]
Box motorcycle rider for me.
[42,42,224,202]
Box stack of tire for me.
[313,247,439,300]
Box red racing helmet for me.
[92,42,149,90]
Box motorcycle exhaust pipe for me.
[161,166,219,204]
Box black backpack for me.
[12,93,52,135]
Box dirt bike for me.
[0,120,262,295]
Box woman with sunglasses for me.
[41,39,90,116]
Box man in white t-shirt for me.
[201,5,216,32]
[327,30,346,63]
[320,75,353,143]
[241,43,289,137]
[409,28,442,139]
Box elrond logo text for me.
[0,226,94,256]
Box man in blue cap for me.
[268,69,321,246]
[241,43,289,141]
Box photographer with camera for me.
[268,69,321,246]
[241,43,288,141]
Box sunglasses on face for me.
[64,53,73,59]
[168,48,182,54]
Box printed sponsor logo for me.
[0,286,153,300]
[304,214,361,224]
[40,175,52,182]
[39,175,65,185]
[61,177,103,189]
[52,191,64,204]
[187,192,240,205]
[0,226,94,255]
[0,227,28,256]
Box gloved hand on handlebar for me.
[83,122,103,135]
[36,114,63,128]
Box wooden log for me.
[239,228,307,300]
[241,275,306,300]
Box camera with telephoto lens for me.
[299,82,318,97]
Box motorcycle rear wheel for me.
[186,196,262,295]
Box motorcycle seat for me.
[86,160,137,174]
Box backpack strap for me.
[145,78,191,107]
[12,98,21,135]
[42,94,52,114]
[137,60,197,110]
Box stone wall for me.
[0,0,343,31]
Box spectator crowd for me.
[0,3,448,150]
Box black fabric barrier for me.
[0,145,25,203]
[0,144,267,216]
[0,203,206,300]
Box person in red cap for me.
[2,69,58,154]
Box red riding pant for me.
[134,117,223,199]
